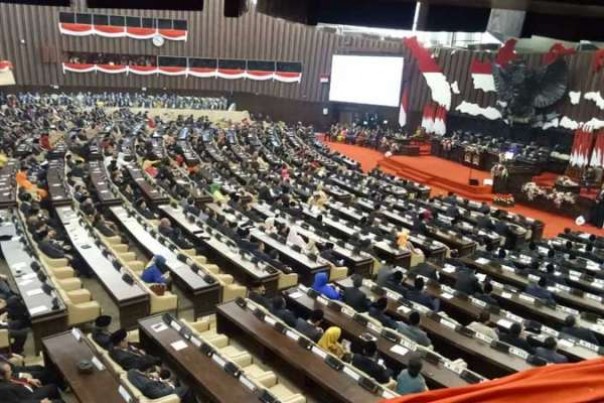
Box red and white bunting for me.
[59,23,187,41]
[0,60,13,72]
[61,63,302,83]
[590,131,604,168]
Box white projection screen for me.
[329,55,404,107]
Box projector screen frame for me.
[328,52,404,108]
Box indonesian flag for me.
[421,104,435,134]
[433,106,447,136]
[403,37,451,110]
[398,87,409,127]
[590,131,604,167]
[571,129,595,167]
[470,60,495,92]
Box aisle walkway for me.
[325,141,604,238]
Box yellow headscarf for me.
[397,229,410,249]
[318,326,343,355]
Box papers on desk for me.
[441,292,454,300]
[476,273,487,282]
[71,327,82,341]
[18,279,34,287]
[442,265,456,273]
[91,355,105,371]
[26,288,44,297]
[29,305,48,315]
[497,319,513,329]
[558,339,574,349]
[21,272,38,280]
[118,385,133,402]
[171,340,188,351]
[475,258,490,265]
[501,292,512,299]
[390,344,409,357]
[288,291,303,299]
[151,322,168,333]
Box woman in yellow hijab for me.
[317,326,346,358]
[397,229,410,249]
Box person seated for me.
[37,230,69,260]
[0,361,63,403]
[93,214,118,238]
[398,311,432,347]
[383,270,409,296]
[317,326,347,359]
[467,311,499,340]
[535,337,568,364]
[295,309,325,342]
[396,355,428,395]
[499,323,534,354]
[406,277,440,311]
[136,200,155,220]
[409,263,439,281]
[368,297,400,331]
[376,265,395,287]
[269,296,297,328]
[109,329,161,371]
[0,354,62,391]
[455,266,482,296]
[560,315,600,346]
[92,315,113,349]
[473,281,499,307]
[127,368,196,403]
[141,255,170,285]
[351,341,392,384]
[0,297,29,355]
[342,275,370,313]
[311,272,340,300]
[525,277,556,305]
[158,218,174,238]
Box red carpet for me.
[326,141,604,238]
[379,155,493,202]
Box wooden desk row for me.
[43,329,137,403]
[283,286,482,389]
[216,299,398,402]
[110,205,221,317]
[0,212,68,352]
[55,206,150,329]
[158,205,281,290]
[127,165,170,206]
[0,161,17,209]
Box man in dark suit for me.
[109,329,161,371]
[342,275,370,313]
[473,282,499,307]
[406,277,440,311]
[499,323,535,354]
[294,309,324,342]
[0,361,62,403]
[127,369,196,403]
[455,266,482,296]
[525,277,556,304]
[561,315,600,346]
[535,337,568,364]
[91,315,112,349]
[269,296,297,328]
[351,341,392,384]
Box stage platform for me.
[378,155,494,201]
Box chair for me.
[57,288,101,326]
[277,272,298,290]
[329,265,348,281]
[120,374,180,403]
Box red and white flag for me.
[470,59,495,92]
[399,87,409,127]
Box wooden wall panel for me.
[0,1,603,124]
